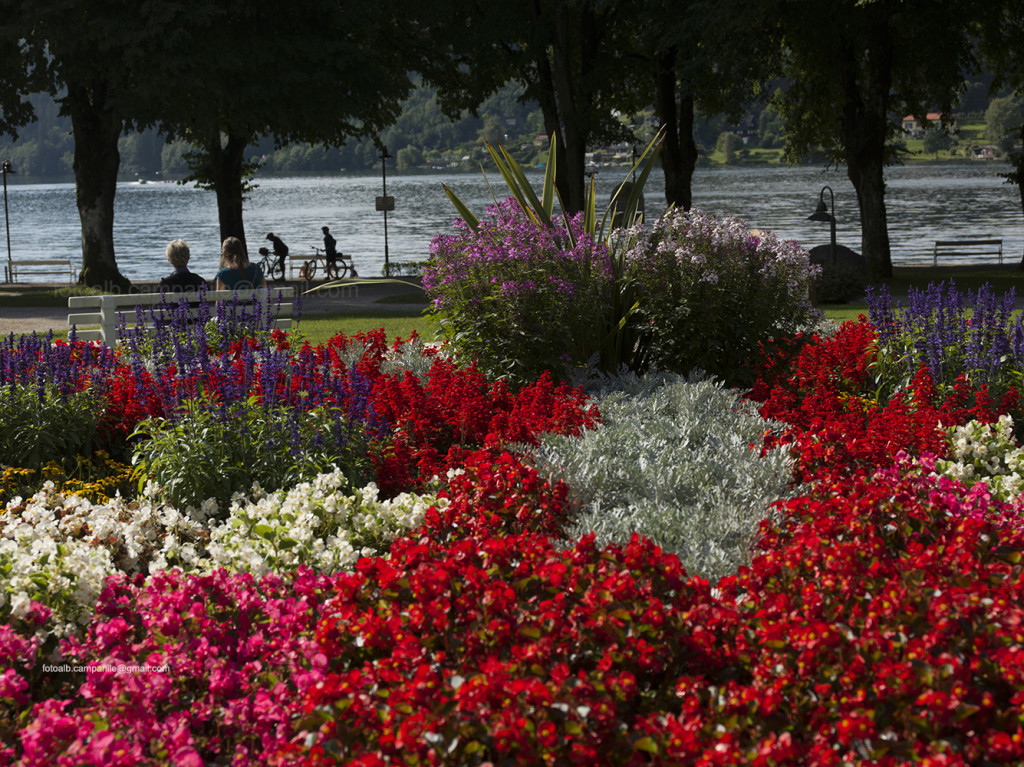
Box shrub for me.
[620,207,821,386]
[424,197,614,383]
[530,371,794,581]
[811,260,868,303]
[131,397,372,515]
[0,385,103,472]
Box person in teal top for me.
[215,236,265,290]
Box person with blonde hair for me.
[159,239,207,291]
[215,236,265,290]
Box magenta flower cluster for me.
[424,197,615,382]
[9,568,335,766]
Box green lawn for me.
[290,310,439,346]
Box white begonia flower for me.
[9,592,31,620]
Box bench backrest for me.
[68,287,295,345]
[932,238,1003,266]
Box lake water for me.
[1,162,1022,283]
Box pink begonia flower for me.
[0,667,28,705]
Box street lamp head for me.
[807,199,834,223]
[1,162,12,175]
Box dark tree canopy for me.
[1,0,413,286]
[414,0,646,214]
[641,0,769,210]
[978,1,1024,257]
[9,0,191,289]
[159,0,414,250]
[766,0,981,279]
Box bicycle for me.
[298,246,355,281]
[258,247,287,283]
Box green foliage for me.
[621,208,821,387]
[922,128,953,157]
[396,146,425,170]
[530,371,795,582]
[426,197,614,383]
[432,135,657,382]
[715,131,743,164]
[130,397,371,517]
[985,95,1024,152]
[206,477,444,577]
[0,386,101,472]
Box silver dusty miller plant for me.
[531,370,795,582]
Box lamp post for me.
[807,185,836,265]
[2,161,12,283]
[376,147,395,277]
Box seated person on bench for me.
[159,240,207,291]
[216,237,265,290]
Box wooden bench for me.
[6,259,76,283]
[67,287,295,346]
[933,238,1003,266]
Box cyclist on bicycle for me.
[266,232,289,278]
[322,226,340,279]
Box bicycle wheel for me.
[269,257,286,282]
[302,260,317,280]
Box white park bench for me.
[67,286,295,346]
[6,258,77,283]
[932,238,1003,266]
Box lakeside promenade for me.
[0,278,428,337]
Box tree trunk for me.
[1013,122,1024,270]
[205,128,249,253]
[67,82,130,291]
[847,157,892,280]
[655,55,697,211]
[549,0,587,214]
[839,38,894,280]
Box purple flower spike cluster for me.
[866,279,1024,400]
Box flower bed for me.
[2,273,1024,763]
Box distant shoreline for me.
[2,157,1013,187]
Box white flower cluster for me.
[204,471,446,578]
[0,470,446,641]
[0,482,205,640]
[934,415,1024,501]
